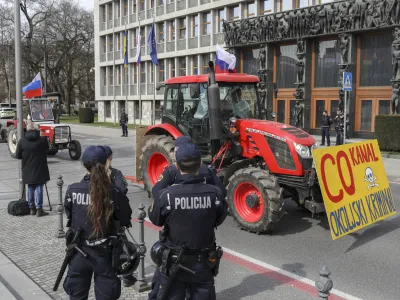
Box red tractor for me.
[139,62,324,234]
[3,98,81,160]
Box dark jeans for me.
[63,246,121,300]
[336,130,344,146]
[121,123,128,136]
[321,127,330,146]
[27,184,44,209]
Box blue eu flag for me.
[148,19,158,66]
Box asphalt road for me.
[1,123,400,300]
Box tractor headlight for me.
[293,142,311,158]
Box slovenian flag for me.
[215,44,236,73]
[22,73,42,98]
[134,29,141,66]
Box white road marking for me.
[72,134,86,138]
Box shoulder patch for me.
[158,174,163,182]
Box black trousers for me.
[336,130,344,146]
[63,246,121,300]
[321,127,330,146]
[121,123,128,136]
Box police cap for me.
[176,143,201,163]
[174,136,193,147]
[82,146,108,165]
[103,145,113,158]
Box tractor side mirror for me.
[271,112,277,120]
[156,84,165,91]
[190,83,200,99]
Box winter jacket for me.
[120,112,128,124]
[16,130,50,185]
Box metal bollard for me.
[315,266,333,299]
[56,175,65,238]
[133,203,151,292]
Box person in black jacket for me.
[148,143,228,300]
[120,109,128,137]
[16,122,50,217]
[63,145,133,300]
[320,110,332,147]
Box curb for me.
[381,153,400,160]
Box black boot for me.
[36,208,49,217]
[30,206,37,216]
[122,274,137,287]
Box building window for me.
[228,6,239,21]
[247,2,256,18]
[102,68,107,86]
[179,57,186,76]
[202,54,210,73]
[281,0,292,11]
[379,100,391,115]
[140,27,145,46]
[158,0,164,6]
[159,23,164,42]
[330,100,340,120]
[159,60,165,82]
[117,67,121,86]
[124,0,128,16]
[109,67,114,85]
[149,63,154,83]
[108,4,113,21]
[179,18,186,39]
[202,12,211,35]
[140,0,145,11]
[149,0,155,9]
[170,59,176,78]
[102,37,107,54]
[192,56,198,75]
[217,9,225,33]
[241,49,260,75]
[116,34,121,51]
[276,44,296,89]
[361,100,372,131]
[141,63,146,82]
[131,0,137,14]
[314,39,340,88]
[115,2,120,19]
[109,35,113,52]
[105,101,111,118]
[169,20,175,41]
[132,64,137,84]
[102,6,106,22]
[360,33,392,87]
[314,100,325,128]
[298,0,308,8]
[192,15,199,37]
[260,0,272,14]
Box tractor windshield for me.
[219,83,258,120]
[29,99,54,121]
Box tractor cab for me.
[161,73,260,162]
[27,98,54,123]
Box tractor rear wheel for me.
[140,135,175,197]
[69,140,82,160]
[227,167,284,234]
[7,128,18,158]
[0,128,7,143]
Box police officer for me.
[152,136,226,201]
[148,143,228,300]
[99,145,128,195]
[334,109,349,145]
[63,145,133,300]
[320,110,332,147]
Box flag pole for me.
[113,24,116,126]
[138,17,142,126]
[125,22,128,115]
[152,13,156,126]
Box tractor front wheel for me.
[69,140,82,160]
[140,135,175,197]
[7,128,18,158]
[227,167,284,234]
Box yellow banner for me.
[312,140,396,240]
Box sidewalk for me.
[0,209,151,300]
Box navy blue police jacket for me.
[152,163,226,201]
[110,167,128,195]
[64,175,132,240]
[148,174,228,250]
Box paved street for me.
[1,124,400,299]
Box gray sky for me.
[79,0,94,11]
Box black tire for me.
[69,140,82,160]
[47,149,59,155]
[139,135,175,197]
[0,128,7,143]
[7,128,17,158]
[227,167,284,234]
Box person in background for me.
[16,122,50,217]
[120,109,129,137]
[320,110,332,147]
[63,146,133,299]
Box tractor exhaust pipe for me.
[207,61,222,153]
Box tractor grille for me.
[54,126,70,143]
[265,136,296,170]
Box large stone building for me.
[95,0,400,137]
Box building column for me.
[338,33,356,138]
[391,28,400,115]
[98,101,105,122]
[258,43,274,119]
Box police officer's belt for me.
[170,252,208,264]
[85,236,118,247]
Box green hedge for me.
[79,108,94,123]
[375,115,400,151]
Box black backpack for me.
[7,186,30,216]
